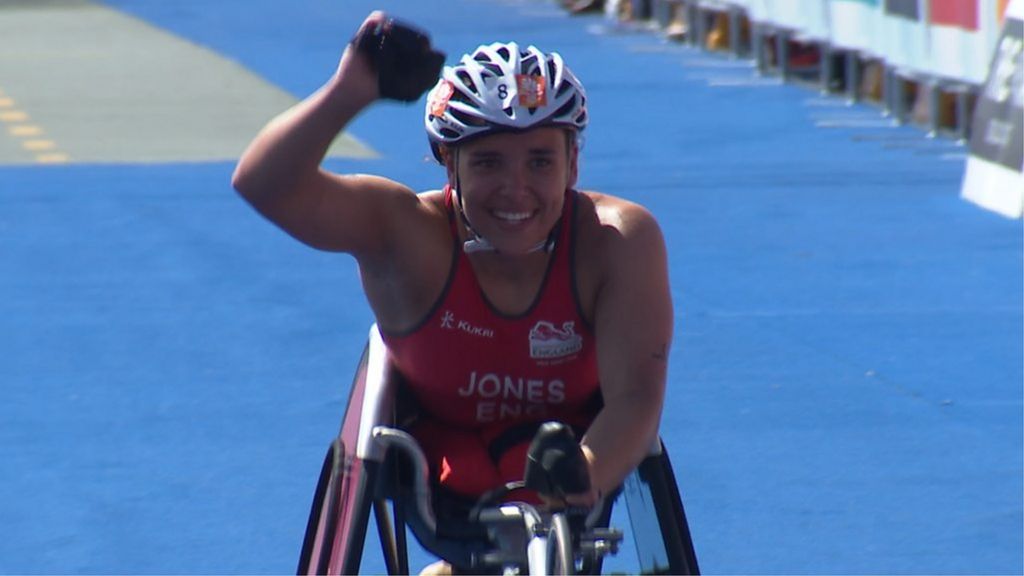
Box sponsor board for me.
[961,3,1024,218]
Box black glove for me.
[351,17,446,102]
[523,422,592,501]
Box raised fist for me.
[351,13,446,102]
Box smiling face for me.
[446,127,579,255]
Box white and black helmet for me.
[425,42,588,162]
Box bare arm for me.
[580,204,673,497]
[231,13,423,258]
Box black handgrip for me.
[523,422,591,500]
[352,17,446,102]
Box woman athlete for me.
[232,10,674,567]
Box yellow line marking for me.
[23,139,56,151]
[0,87,67,164]
[0,110,29,122]
[36,153,69,164]
[9,125,43,137]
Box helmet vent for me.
[523,57,540,77]
[455,70,478,95]
[553,97,576,119]
[451,107,486,127]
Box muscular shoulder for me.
[359,187,454,332]
[576,191,665,259]
[363,186,449,265]
[415,188,448,216]
[573,191,668,316]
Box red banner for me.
[929,0,979,29]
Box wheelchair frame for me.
[297,326,700,575]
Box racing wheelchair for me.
[297,326,700,575]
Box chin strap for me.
[452,186,557,254]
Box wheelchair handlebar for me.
[369,424,623,575]
[370,426,437,535]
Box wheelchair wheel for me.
[547,512,575,575]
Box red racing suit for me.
[380,186,601,498]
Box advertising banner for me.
[758,0,830,40]
[829,0,882,53]
[927,0,998,83]
[882,0,930,72]
[886,0,920,18]
[737,0,770,24]
[931,0,979,28]
[960,0,1024,217]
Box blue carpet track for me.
[1,0,1020,573]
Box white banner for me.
[755,0,831,40]
[735,0,770,24]
[926,0,1000,83]
[880,0,931,74]
[960,0,1024,217]
[728,1,1004,87]
[828,0,883,54]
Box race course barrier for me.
[961,0,1023,217]
[610,0,1023,217]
